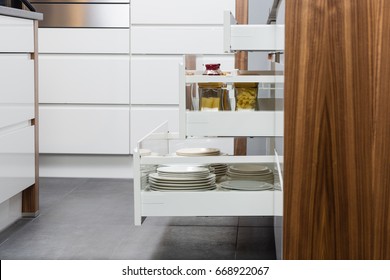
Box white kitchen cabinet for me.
[131,0,235,24]
[130,106,179,152]
[0,126,35,205]
[0,15,33,53]
[39,105,130,154]
[0,9,41,223]
[39,54,129,104]
[38,28,130,54]
[131,26,224,54]
[131,55,183,104]
[0,54,34,128]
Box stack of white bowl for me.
[209,163,228,181]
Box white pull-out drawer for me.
[131,26,224,54]
[0,54,34,128]
[38,28,129,54]
[131,55,183,104]
[0,126,35,204]
[131,0,235,24]
[39,105,130,154]
[39,54,129,104]
[130,106,179,152]
[0,15,34,53]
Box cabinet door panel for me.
[0,55,34,128]
[131,26,224,54]
[39,105,130,154]
[38,29,129,54]
[131,55,183,104]
[130,106,179,152]
[0,15,34,53]
[0,126,35,204]
[131,0,235,24]
[39,54,129,104]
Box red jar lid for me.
[205,64,221,70]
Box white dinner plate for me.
[176,148,220,157]
[228,164,270,174]
[149,173,215,182]
[219,180,274,191]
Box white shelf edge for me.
[140,155,275,165]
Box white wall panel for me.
[39,105,130,154]
[131,26,224,54]
[0,126,35,204]
[39,54,129,104]
[0,54,34,128]
[131,0,235,24]
[131,55,183,104]
[130,106,179,152]
[0,15,34,53]
[38,28,129,54]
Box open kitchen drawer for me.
[133,122,283,225]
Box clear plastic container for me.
[234,83,259,111]
[203,64,222,75]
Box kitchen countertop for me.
[0,5,42,20]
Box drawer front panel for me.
[131,0,235,24]
[131,55,183,104]
[39,105,130,154]
[0,126,35,204]
[33,4,129,28]
[0,15,34,53]
[131,26,224,54]
[0,55,34,128]
[130,106,179,152]
[38,29,129,54]
[39,54,129,104]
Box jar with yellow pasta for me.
[234,83,259,111]
[198,82,225,111]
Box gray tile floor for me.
[0,178,276,260]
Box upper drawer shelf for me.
[0,15,34,53]
[224,11,284,52]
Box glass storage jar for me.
[234,83,259,111]
[196,63,231,111]
[203,63,223,75]
[198,82,224,111]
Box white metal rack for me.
[133,10,284,226]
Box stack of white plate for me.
[220,180,274,191]
[227,164,274,184]
[140,165,157,187]
[148,166,216,191]
[209,163,228,181]
[176,148,220,157]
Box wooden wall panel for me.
[284,0,390,259]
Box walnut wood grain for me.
[22,20,39,215]
[284,0,390,259]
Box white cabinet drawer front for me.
[38,29,129,54]
[131,56,182,104]
[0,126,35,204]
[39,105,130,154]
[39,55,129,104]
[0,15,34,53]
[131,26,224,54]
[0,55,34,128]
[131,106,179,152]
[131,0,235,24]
